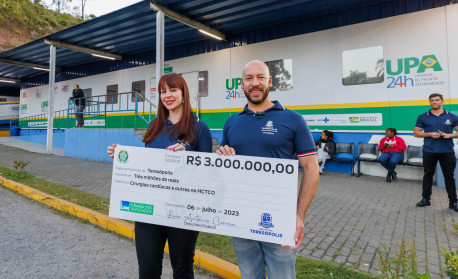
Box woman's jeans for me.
[378,152,404,175]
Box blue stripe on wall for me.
[12,129,422,176]
[17,129,65,148]
[65,129,144,162]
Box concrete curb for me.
[0,175,241,279]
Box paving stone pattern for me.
[0,142,457,278]
[302,173,457,278]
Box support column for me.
[155,11,164,112]
[46,44,56,155]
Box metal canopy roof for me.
[0,0,451,90]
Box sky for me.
[41,0,142,17]
[83,0,142,16]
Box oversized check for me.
[109,145,299,246]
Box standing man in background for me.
[414,93,458,212]
[69,84,86,128]
[217,60,319,278]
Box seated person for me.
[378,128,406,182]
[316,130,336,174]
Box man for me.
[414,93,458,212]
[217,60,319,278]
[68,84,85,127]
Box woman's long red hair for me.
[143,73,196,145]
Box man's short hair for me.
[429,93,443,100]
[74,84,79,89]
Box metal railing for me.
[133,92,155,128]
[12,108,70,129]
[12,91,156,130]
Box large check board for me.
[109,146,298,246]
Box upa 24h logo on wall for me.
[41,101,48,113]
[225,78,245,99]
[20,104,27,115]
[386,54,444,89]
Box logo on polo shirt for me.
[445,119,451,125]
[261,121,278,135]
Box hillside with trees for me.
[0,0,89,52]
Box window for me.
[83,88,92,98]
[107,84,118,104]
[198,71,209,97]
[131,80,146,102]
[36,91,41,98]
[83,88,92,105]
[62,84,70,92]
[265,59,293,91]
[342,46,384,86]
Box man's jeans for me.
[231,237,296,279]
[75,105,85,127]
[378,152,404,175]
[422,151,457,204]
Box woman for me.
[107,73,212,278]
[315,130,335,174]
[378,128,406,183]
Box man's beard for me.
[244,87,269,105]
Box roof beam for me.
[0,58,61,72]
[44,39,123,61]
[0,76,21,84]
[150,1,226,41]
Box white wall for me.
[19,6,454,119]
[447,4,458,103]
[0,96,19,102]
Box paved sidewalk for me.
[0,187,213,279]
[0,140,110,197]
[1,139,457,278]
[0,137,64,156]
[301,173,457,278]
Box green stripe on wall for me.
[18,104,458,132]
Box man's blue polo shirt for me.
[415,110,458,153]
[221,101,317,159]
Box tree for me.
[375,58,384,78]
[342,70,368,85]
[266,60,293,91]
[80,0,86,20]
[52,0,72,13]
[71,4,80,18]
